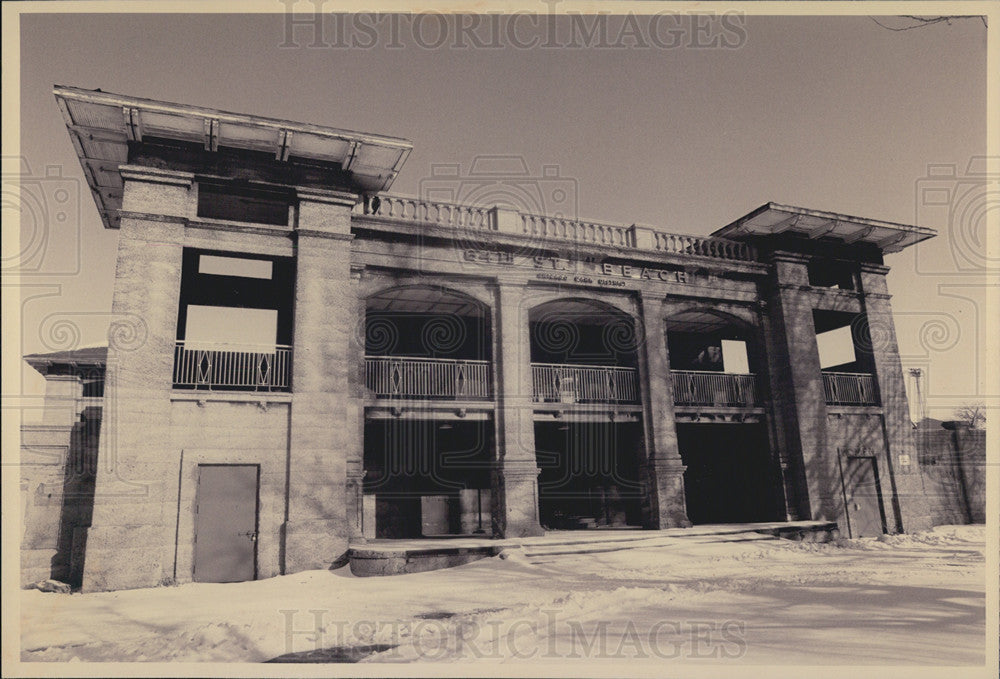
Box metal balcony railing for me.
[365,356,493,400]
[822,372,878,406]
[173,342,292,391]
[532,363,639,404]
[671,370,760,407]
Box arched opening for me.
[664,309,784,524]
[665,309,761,406]
[364,286,492,400]
[529,299,640,404]
[362,286,494,539]
[529,299,644,530]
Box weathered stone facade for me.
[21,85,956,591]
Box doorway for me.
[535,421,644,529]
[676,422,782,524]
[840,456,886,538]
[193,464,259,582]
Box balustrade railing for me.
[365,356,492,400]
[173,342,292,391]
[671,370,760,407]
[356,193,757,262]
[655,233,755,261]
[520,213,633,247]
[357,194,493,229]
[532,363,639,404]
[822,372,878,406]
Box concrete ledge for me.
[349,545,502,576]
[348,521,840,576]
[753,521,839,542]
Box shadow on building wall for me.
[913,419,986,525]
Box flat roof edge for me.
[53,85,413,149]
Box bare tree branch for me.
[870,15,986,32]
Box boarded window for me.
[197,183,292,226]
[184,305,278,350]
[199,254,273,279]
[815,325,857,369]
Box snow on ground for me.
[19,525,986,666]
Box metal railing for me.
[365,356,493,399]
[532,363,639,404]
[822,372,878,406]
[357,193,758,262]
[173,342,292,391]
[671,370,760,407]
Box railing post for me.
[629,224,656,250]
[490,206,521,235]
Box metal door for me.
[193,464,259,582]
[843,456,886,538]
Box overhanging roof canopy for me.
[24,346,108,374]
[712,203,936,254]
[53,85,413,229]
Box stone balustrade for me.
[354,194,757,262]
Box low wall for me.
[914,423,985,526]
[20,410,99,587]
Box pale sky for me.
[10,9,992,419]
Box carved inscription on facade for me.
[463,250,689,287]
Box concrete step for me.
[348,521,838,576]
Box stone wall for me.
[168,397,292,582]
[20,408,99,587]
[823,410,897,532]
[913,423,986,526]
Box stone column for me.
[82,167,193,591]
[283,188,360,572]
[763,252,833,523]
[345,267,367,542]
[492,279,544,537]
[637,293,691,528]
[859,263,930,533]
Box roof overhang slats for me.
[711,203,936,253]
[53,85,414,229]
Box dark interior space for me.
[676,422,783,524]
[529,301,638,368]
[807,258,857,290]
[364,419,492,538]
[365,287,492,361]
[535,421,644,529]
[197,181,294,226]
[365,312,491,360]
[665,310,759,373]
[176,248,295,346]
[667,330,743,371]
